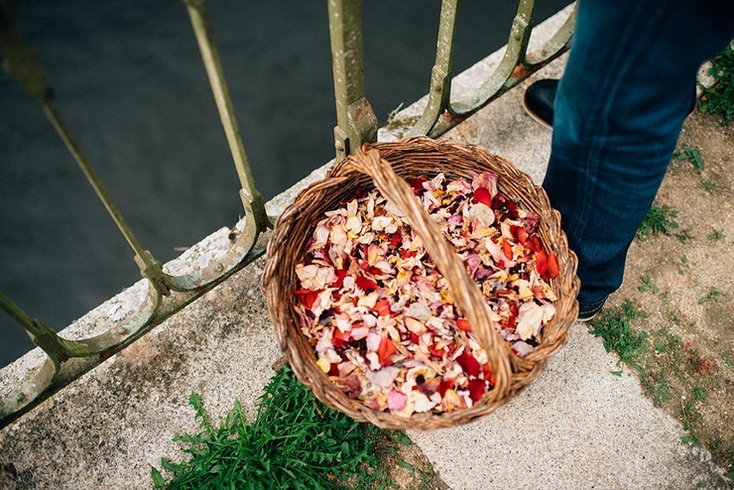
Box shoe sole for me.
[522,96,553,131]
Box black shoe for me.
[523,78,697,130]
[577,299,607,322]
[523,79,558,129]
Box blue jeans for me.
[542,0,734,307]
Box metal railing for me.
[329,0,576,160]
[0,0,574,425]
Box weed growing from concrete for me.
[638,275,660,294]
[698,288,723,305]
[151,365,431,489]
[679,394,702,447]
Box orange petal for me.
[456,318,472,332]
[377,336,398,366]
[374,299,392,317]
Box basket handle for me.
[346,147,513,399]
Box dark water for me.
[0,0,568,367]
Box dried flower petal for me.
[473,187,493,207]
[366,366,401,387]
[387,389,408,411]
[293,169,558,417]
[456,318,472,332]
[377,336,398,366]
[467,378,487,402]
[356,276,379,291]
[456,351,481,377]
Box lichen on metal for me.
[409,0,460,137]
[328,0,378,161]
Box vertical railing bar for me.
[42,101,179,296]
[410,2,574,138]
[449,0,535,115]
[523,2,576,66]
[328,0,378,160]
[182,0,271,233]
[407,0,460,137]
[1,0,179,296]
[40,103,149,262]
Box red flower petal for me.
[368,266,384,276]
[502,239,513,260]
[524,234,542,253]
[505,199,519,219]
[535,249,547,276]
[514,226,529,245]
[456,351,481,377]
[429,342,445,357]
[438,378,454,396]
[374,299,392,317]
[468,378,486,402]
[293,288,321,310]
[356,276,379,291]
[409,177,428,194]
[473,187,493,207]
[509,302,519,317]
[333,269,347,288]
[545,251,559,279]
[491,194,505,210]
[332,328,351,348]
[482,365,496,387]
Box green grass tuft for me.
[152,365,391,490]
[698,288,723,305]
[700,45,734,125]
[636,205,679,241]
[588,300,648,368]
[673,144,705,171]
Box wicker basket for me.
[263,136,579,430]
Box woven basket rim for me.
[262,136,580,430]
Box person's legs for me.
[543,0,734,313]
